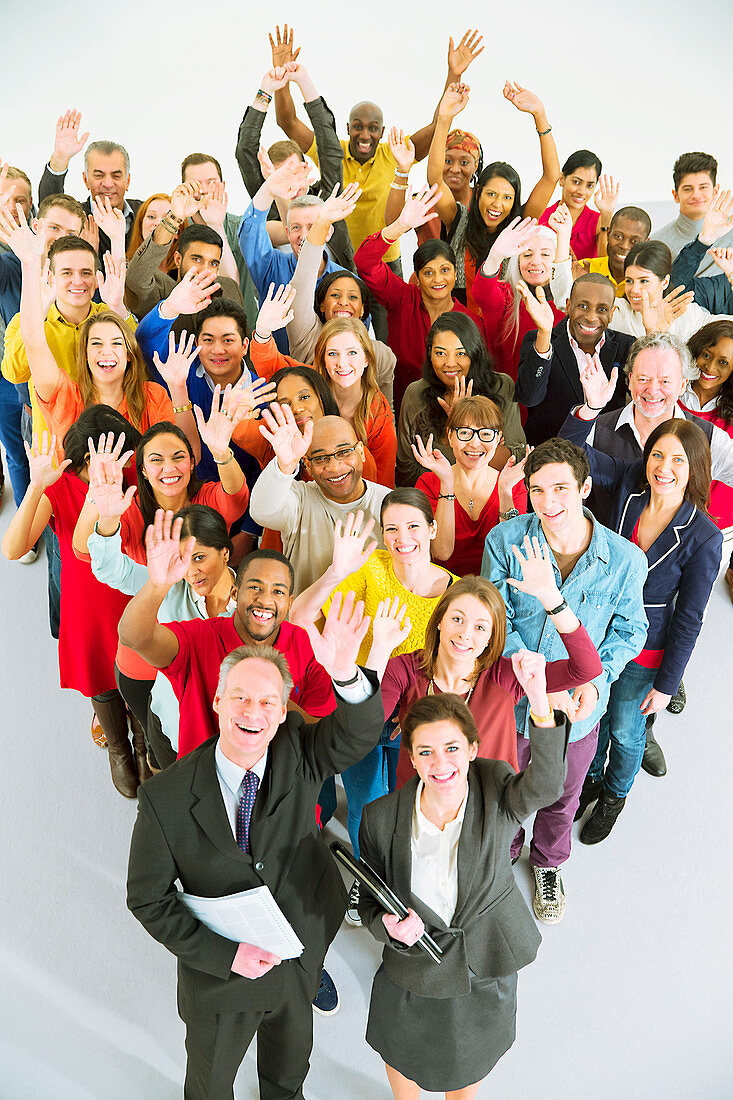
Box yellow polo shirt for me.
[307,138,406,263]
[2,301,138,437]
[583,255,626,298]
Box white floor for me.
[1,489,731,1100]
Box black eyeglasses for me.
[452,426,500,443]
[307,444,359,468]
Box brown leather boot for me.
[91,693,139,799]
[129,710,153,785]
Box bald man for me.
[249,412,390,593]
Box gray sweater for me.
[652,213,733,277]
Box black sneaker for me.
[666,680,686,714]
[345,880,362,925]
[312,968,340,1015]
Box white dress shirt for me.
[410,781,468,927]
[215,743,270,839]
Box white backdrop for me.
[3,0,733,235]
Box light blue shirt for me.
[215,743,269,838]
[483,509,648,742]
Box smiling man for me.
[583,206,651,295]
[126,586,384,1099]
[483,437,647,923]
[652,151,733,277]
[517,273,633,443]
[249,407,389,593]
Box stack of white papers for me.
[178,885,304,959]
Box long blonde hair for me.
[76,312,150,430]
[502,225,557,351]
[313,317,381,447]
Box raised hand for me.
[86,432,136,521]
[516,281,556,332]
[331,511,378,580]
[700,188,733,246]
[265,158,311,201]
[572,258,591,280]
[0,203,44,265]
[50,109,90,172]
[507,535,563,607]
[709,246,733,278]
[640,285,693,332]
[371,596,413,655]
[165,267,221,318]
[255,283,297,339]
[170,181,203,222]
[394,184,441,231]
[227,375,278,423]
[0,160,14,213]
[81,211,99,253]
[488,216,539,264]
[193,384,248,459]
[593,175,620,222]
[259,400,313,473]
[510,649,549,712]
[318,182,362,226]
[40,258,55,316]
[269,24,301,67]
[447,29,484,76]
[438,83,471,121]
[387,128,415,174]
[411,433,455,482]
[96,253,127,315]
[199,181,228,230]
[436,374,474,416]
[25,432,71,491]
[152,330,199,394]
[302,589,371,682]
[503,81,545,117]
[579,353,618,411]
[497,446,531,498]
[260,64,295,95]
[145,509,196,589]
[91,195,126,245]
[547,201,572,255]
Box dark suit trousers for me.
[180,962,319,1100]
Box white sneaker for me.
[345,881,362,926]
[532,865,566,924]
[19,545,39,564]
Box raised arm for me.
[269,25,315,153]
[236,65,296,198]
[592,175,620,257]
[354,185,441,306]
[0,206,59,402]
[383,127,417,228]
[72,431,137,555]
[410,30,485,162]
[426,84,471,228]
[412,433,456,560]
[38,109,89,202]
[1,432,67,559]
[289,511,378,629]
[503,82,560,220]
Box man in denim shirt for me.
[483,438,648,924]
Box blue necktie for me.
[236,771,259,853]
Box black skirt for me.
[366,964,518,1092]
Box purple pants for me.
[510,723,599,868]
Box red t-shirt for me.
[539,200,600,260]
[161,616,335,755]
[416,471,527,576]
[629,520,663,669]
[678,402,733,530]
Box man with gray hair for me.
[37,109,141,252]
[560,328,733,770]
[239,158,341,352]
[127,597,384,1099]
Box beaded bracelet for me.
[257,89,273,104]
[536,125,552,136]
[389,183,408,191]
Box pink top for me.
[678,402,733,530]
[539,200,600,260]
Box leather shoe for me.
[580,791,626,844]
[641,736,667,777]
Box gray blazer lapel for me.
[454,768,482,920]
[190,744,249,861]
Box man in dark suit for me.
[127,560,384,1099]
[516,273,633,444]
[37,110,141,254]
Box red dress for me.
[45,472,131,697]
[416,471,527,576]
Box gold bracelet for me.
[214,448,235,465]
[166,209,184,226]
[389,183,408,191]
[530,707,554,723]
[173,402,192,414]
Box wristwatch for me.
[499,508,520,521]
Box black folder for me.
[330,841,443,964]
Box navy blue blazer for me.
[561,410,723,694]
[517,320,632,444]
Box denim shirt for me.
[483,509,648,742]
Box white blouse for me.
[410,781,468,926]
[610,297,711,342]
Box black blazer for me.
[127,676,384,1016]
[358,716,568,999]
[38,164,141,254]
[517,320,632,444]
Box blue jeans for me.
[0,374,30,505]
[342,719,400,857]
[588,659,658,798]
[42,526,62,640]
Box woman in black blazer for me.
[358,659,569,1098]
[561,357,723,844]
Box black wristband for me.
[546,599,568,617]
[332,670,360,687]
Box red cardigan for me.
[471,271,565,382]
[354,231,492,411]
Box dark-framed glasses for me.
[453,426,500,443]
